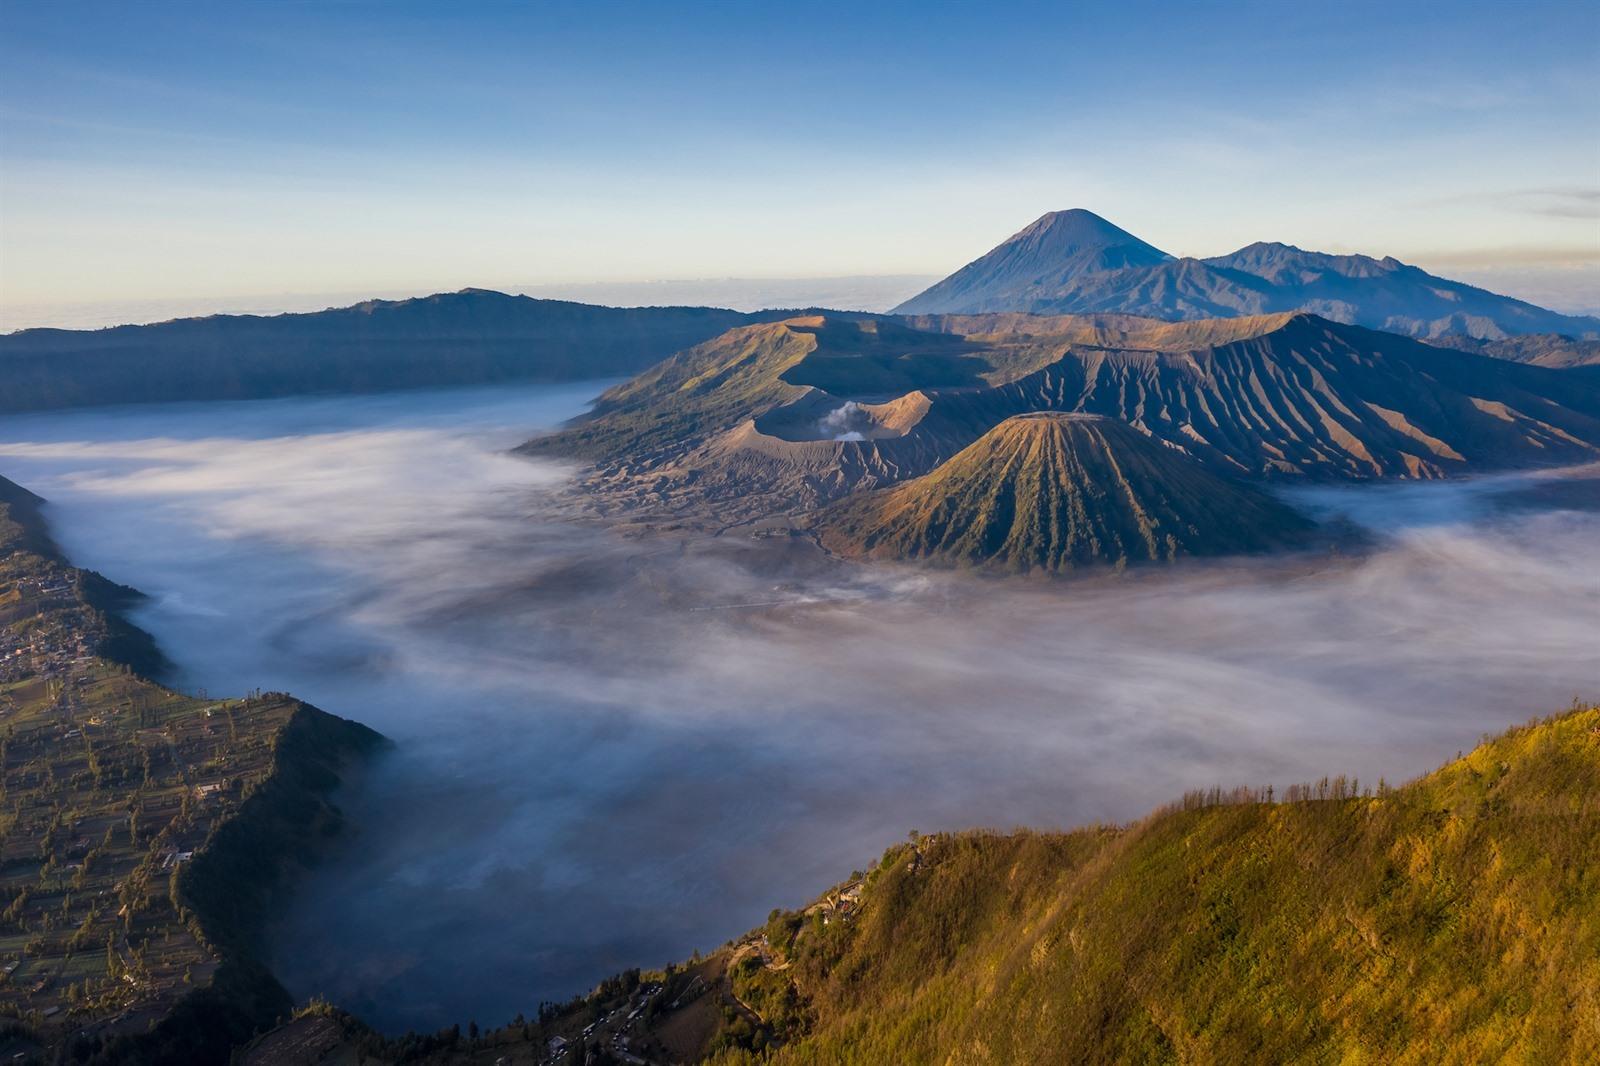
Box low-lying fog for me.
[2,384,1596,1033]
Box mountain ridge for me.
[535,310,1600,489]
[525,308,1600,564]
[893,211,1600,342]
[0,290,793,413]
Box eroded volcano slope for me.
[814,413,1313,572]
[530,310,1600,537]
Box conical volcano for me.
[893,210,1172,315]
[815,413,1314,572]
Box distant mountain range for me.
[894,209,1600,345]
[1430,331,1600,369]
[0,290,784,413]
[4,217,1596,418]
[531,309,1600,569]
[6,216,1598,573]
[537,311,1600,485]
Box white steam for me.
[818,401,869,441]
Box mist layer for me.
[1,383,1595,1032]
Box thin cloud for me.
[1500,186,1600,220]
[1410,185,1600,222]
[1411,246,1599,269]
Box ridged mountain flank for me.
[815,413,1313,573]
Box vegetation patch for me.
[0,477,381,1063]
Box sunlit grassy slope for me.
[704,707,1599,1064]
[290,706,1599,1064]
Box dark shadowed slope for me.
[814,413,1314,572]
[894,211,1600,342]
[0,290,781,413]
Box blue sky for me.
[1,0,1596,321]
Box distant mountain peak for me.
[1010,209,1165,252]
[893,209,1171,315]
[1229,240,1305,256]
[897,211,1600,340]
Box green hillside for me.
[0,477,382,1064]
[524,317,824,464]
[262,705,1600,1065]
[694,705,1600,1064]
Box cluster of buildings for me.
[805,877,865,925]
[0,572,98,685]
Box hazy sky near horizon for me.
[2,0,1597,320]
